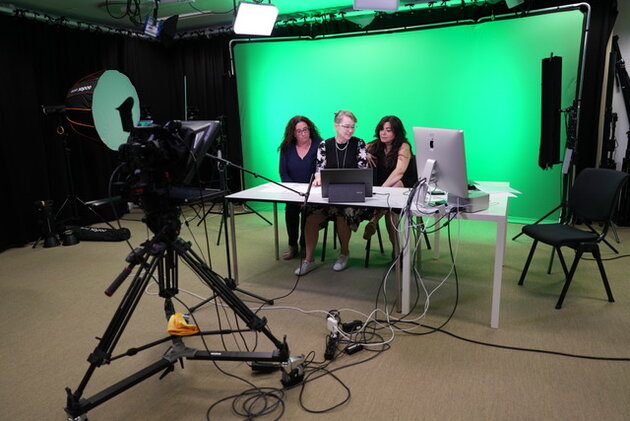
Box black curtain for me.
[0,0,618,252]
[0,15,236,251]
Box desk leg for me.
[490,218,507,328]
[229,202,238,282]
[433,219,441,259]
[273,203,279,260]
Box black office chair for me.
[518,168,629,309]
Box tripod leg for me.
[233,285,274,305]
[78,197,119,231]
[174,239,279,338]
[242,202,272,225]
[67,249,162,410]
[610,222,620,244]
[195,201,217,227]
[512,204,562,241]
[217,210,224,246]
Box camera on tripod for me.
[65,93,300,420]
[116,119,221,207]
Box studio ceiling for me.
[2,1,511,35]
[3,1,392,33]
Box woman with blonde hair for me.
[295,110,369,275]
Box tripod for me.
[197,124,271,246]
[52,123,119,233]
[64,200,294,420]
[513,103,580,243]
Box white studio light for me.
[234,2,279,36]
[353,0,399,12]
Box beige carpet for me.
[1,206,630,420]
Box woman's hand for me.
[367,152,377,168]
[313,173,321,186]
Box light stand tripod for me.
[197,122,272,246]
[513,103,579,243]
[512,103,620,273]
[189,152,306,306]
[53,124,106,226]
[64,198,299,420]
[44,117,118,239]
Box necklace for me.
[335,141,348,151]
[335,140,349,168]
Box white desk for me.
[226,182,510,328]
[401,192,510,328]
[225,183,404,279]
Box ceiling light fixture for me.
[233,1,279,36]
[353,0,399,12]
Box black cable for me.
[206,387,286,420]
[583,254,630,261]
[293,329,390,414]
[298,367,351,414]
[386,317,630,362]
[188,2,234,15]
[173,295,289,421]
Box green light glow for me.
[234,10,583,223]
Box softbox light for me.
[65,70,140,151]
[353,0,399,11]
[233,2,278,36]
[506,0,525,9]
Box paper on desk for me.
[258,182,309,193]
[473,181,521,197]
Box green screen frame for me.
[232,9,585,223]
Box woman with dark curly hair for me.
[278,115,321,259]
[363,115,417,247]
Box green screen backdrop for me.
[233,10,584,223]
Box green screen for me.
[233,10,584,223]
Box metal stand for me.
[64,202,291,420]
[32,200,61,248]
[197,126,272,246]
[52,124,118,232]
[512,104,578,242]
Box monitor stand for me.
[416,158,436,208]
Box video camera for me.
[116,120,221,207]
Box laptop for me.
[320,168,373,202]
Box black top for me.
[279,140,319,183]
[372,147,418,187]
[316,137,368,171]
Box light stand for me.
[512,104,578,242]
[53,125,106,227]
[32,200,60,248]
[200,123,272,246]
[64,199,300,420]
[42,112,118,237]
[512,104,619,273]
[195,151,305,306]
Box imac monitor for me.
[180,120,221,185]
[320,168,373,202]
[413,127,469,201]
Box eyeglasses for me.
[295,127,310,134]
[336,124,356,130]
